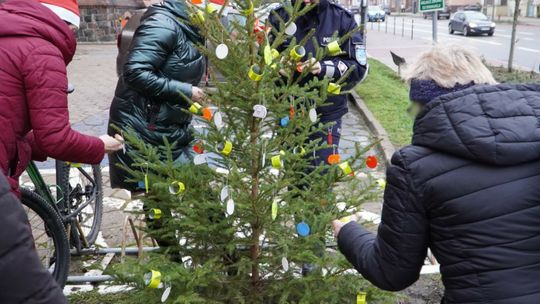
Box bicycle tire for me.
[56,161,103,246]
[20,188,70,288]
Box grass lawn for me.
[488,65,540,83]
[355,59,413,147]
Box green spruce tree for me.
[113,0,394,302]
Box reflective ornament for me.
[263,45,273,65]
[215,43,229,60]
[339,161,353,176]
[189,102,202,114]
[214,111,224,129]
[220,186,229,203]
[253,104,268,118]
[290,45,306,61]
[280,116,289,127]
[296,221,310,237]
[271,155,283,169]
[376,178,387,190]
[285,22,297,35]
[168,181,185,195]
[327,153,341,165]
[281,256,289,271]
[248,64,263,81]
[271,200,278,220]
[226,198,235,215]
[161,286,172,303]
[149,208,162,220]
[144,270,161,289]
[366,156,378,169]
[327,40,342,56]
[356,292,367,304]
[309,108,318,123]
[219,141,233,156]
[202,107,213,121]
[193,142,204,154]
[328,83,341,95]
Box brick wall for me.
[77,0,158,42]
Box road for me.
[360,15,540,72]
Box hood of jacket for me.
[0,0,76,64]
[412,83,540,166]
[145,0,203,45]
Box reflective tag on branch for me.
[226,198,235,215]
[281,256,289,271]
[220,186,229,202]
[215,44,229,60]
[161,286,171,302]
[309,108,317,123]
[253,104,268,118]
[214,111,224,129]
[285,22,297,35]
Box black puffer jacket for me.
[108,0,204,190]
[0,173,67,303]
[338,83,540,303]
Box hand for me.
[100,134,124,153]
[298,58,322,75]
[332,212,361,238]
[191,86,206,104]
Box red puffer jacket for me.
[0,0,105,195]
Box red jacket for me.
[0,0,105,195]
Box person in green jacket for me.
[108,0,206,191]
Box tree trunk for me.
[508,0,521,72]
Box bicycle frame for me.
[25,161,59,209]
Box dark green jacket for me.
[108,0,204,190]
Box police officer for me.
[269,0,368,166]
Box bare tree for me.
[508,0,521,72]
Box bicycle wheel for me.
[21,188,70,288]
[56,161,103,246]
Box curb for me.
[349,91,396,166]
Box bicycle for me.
[21,160,103,287]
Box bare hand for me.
[100,134,124,153]
[332,212,361,238]
[298,58,322,75]
[191,86,206,103]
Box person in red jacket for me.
[0,0,124,196]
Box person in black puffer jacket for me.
[0,172,67,304]
[333,45,540,304]
[108,0,205,191]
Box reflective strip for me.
[325,63,335,78]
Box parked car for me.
[367,5,386,22]
[449,11,495,36]
[461,4,482,12]
[423,7,451,19]
[382,5,392,15]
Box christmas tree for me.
[113,0,393,302]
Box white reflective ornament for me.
[214,111,224,129]
[285,22,297,36]
[253,104,268,119]
[193,154,207,165]
[220,186,229,203]
[226,198,235,215]
[309,108,317,123]
[215,44,229,60]
[281,256,289,271]
[161,286,171,302]
[261,153,266,168]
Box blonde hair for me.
[403,44,497,88]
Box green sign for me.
[419,0,445,12]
